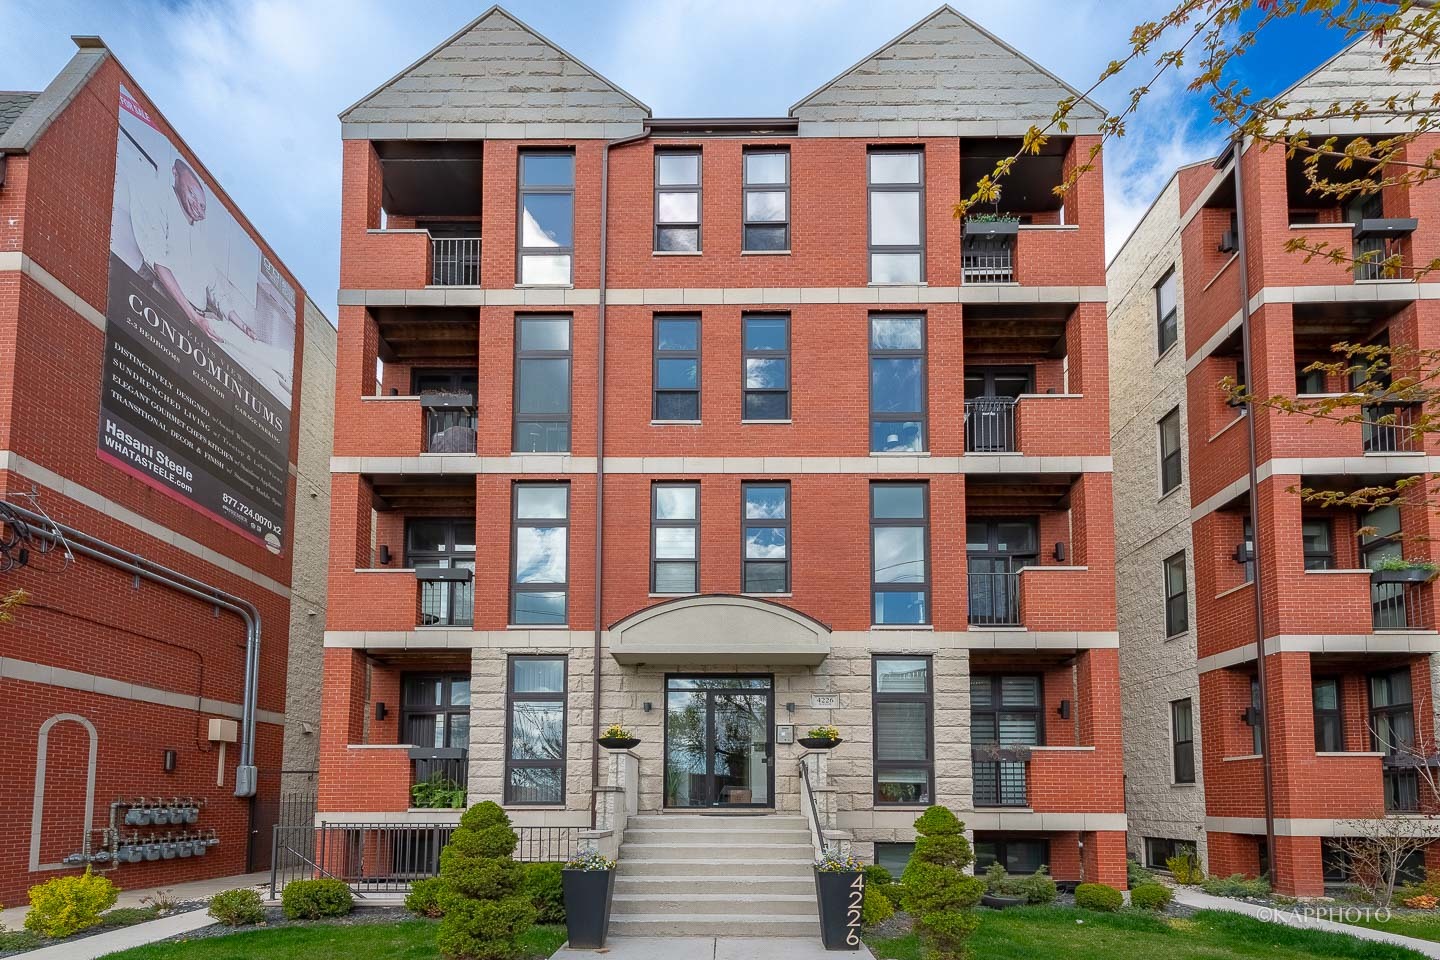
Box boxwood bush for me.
[24,869,119,937]
[1074,882,1124,912]
[280,878,353,920]
[209,888,266,926]
[1129,883,1174,911]
[900,806,985,960]
[435,801,536,960]
[405,877,447,919]
[522,861,565,924]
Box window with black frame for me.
[873,656,933,805]
[1249,676,1263,755]
[1171,698,1195,784]
[402,673,472,749]
[406,518,475,626]
[1143,837,1196,870]
[518,151,574,285]
[1164,551,1188,637]
[505,656,566,804]
[1155,269,1178,355]
[868,149,924,283]
[655,150,701,252]
[967,518,1037,627]
[974,834,1048,874]
[1370,666,1419,811]
[742,315,790,421]
[972,675,1042,806]
[869,315,926,453]
[654,316,701,421]
[742,149,789,251]
[652,483,699,594]
[870,483,929,625]
[511,484,569,626]
[513,316,571,453]
[742,482,789,594]
[1302,517,1335,570]
[1158,407,1182,494]
[1313,677,1343,752]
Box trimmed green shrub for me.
[879,881,905,908]
[900,805,985,960]
[1128,859,1156,887]
[864,864,893,887]
[1074,882,1124,912]
[406,877,448,919]
[281,878,353,920]
[100,906,159,928]
[435,800,536,960]
[1130,883,1174,911]
[522,861,565,924]
[982,863,1057,905]
[24,869,119,937]
[209,888,266,926]
[862,879,894,927]
[1200,873,1271,899]
[1166,852,1204,885]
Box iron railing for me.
[1384,767,1421,813]
[269,822,582,897]
[968,571,1021,626]
[409,747,468,808]
[965,398,1018,452]
[418,572,474,627]
[1372,580,1430,630]
[431,237,481,286]
[798,758,832,857]
[972,758,1029,807]
[962,235,1015,284]
[1361,404,1421,454]
[424,406,478,454]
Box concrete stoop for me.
[613,814,820,938]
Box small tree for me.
[0,589,26,625]
[435,801,536,960]
[900,805,985,960]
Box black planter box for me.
[562,868,615,949]
[419,391,475,409]
[1373,568,1436,584]
[799,737,842,750]
[413,565,473,582]
[1353,218,1418,240]
[597,736,640,750]
[982,893,1027,909]
[814,868,864,951]
[964,219,1020,237]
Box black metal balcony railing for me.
[1383,766,1421,813]
[1362,403,1421,454]
[423,405,478,454]
[972,744,1032,807]
[968,571,1021,626]
[417,570,474,627]
[965,398,1018,452]
[1372,580,1429,630]
[431,237,481,286]
[409,747,468,792]
[962,235,1015,284]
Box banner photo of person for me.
[98,85,297,553]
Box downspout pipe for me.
[591,128,650,830]
[1222,139,1279,875]
[3,501,262,797]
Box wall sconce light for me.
[1053,542,1067,563]
[786,702,795,714]
[1057,700,1071,720]
[1233,543,1253,565]
[375,702,389,722]
[379,545,392,565]
[643,702,653,713]
[163,749,177,773]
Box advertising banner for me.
[98,85,297,553]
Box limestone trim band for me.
[1196,633,1440,674]
[1206,815,1440,838]
[1191,456,1440,523]
[338,284,1109,308]
[323,628,1121,651]
[330,454,1114,477]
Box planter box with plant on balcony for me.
[418,391,475,410]
[972,742,1033,763]
[597,722,640,750]
[412,566,474,582]
[410,771,466,809]
[814,851,865,951]
[799,725,843,750]
[964,215,1021,237]
[1372,558,1440,584]
[562,850,617,949]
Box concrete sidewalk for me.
[553,937,874,959]
[1173,887,1440,958]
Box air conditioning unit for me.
[1218,230,1238,253]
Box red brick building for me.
[1110,29,1440,896]
[320,6,1124,931]
[0,38,333,903]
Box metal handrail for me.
[965,397,1018,452]
[799,758,830,858]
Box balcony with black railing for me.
[416,566,475,627]
[962,231,1015,284]
[968,570,1021,626]
[408,747,469,809]
[972,744,1031,807]
[421,393,478,454]
[965,397,1018,453]
[431,236,482,286]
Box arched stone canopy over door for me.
[607,594,831,666]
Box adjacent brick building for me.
[319,6,1126,922]
[0,38,334,903]
[1111,28,1440,895]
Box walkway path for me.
[1173,887,1440,959]
[553,937,874,959]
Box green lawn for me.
[866,908,1429,960]
[99,921,568,960]
[1346,913,1440,944]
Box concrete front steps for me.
[612,814,819,938]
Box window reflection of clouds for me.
[745,527,787,559]
[874,526,925,583]
[516,526,567,583]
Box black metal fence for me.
[1361,404,1421,454]
[968,571,1021,626]
[962,235,1015,284]
[1372,581,1430,630]
[418,576,474,627]
[424,407,478,454]
[973,759,1028,807]
[965,398,1018,452]
[431,237,481,286]
[270,822,583,898]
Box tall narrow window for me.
[655,150,701,252]
[1370,666,1419,811]
[1241,516,1256,583]
[870,315,926,453]
[1313,677,1343,752]
[1163,551,1188,637]
[653,316,700,421]
[743,482,790,594]
[505,656,566,804]
[743,314,790,421]
[1156,269,1178,355]
[873,656,933,805]
[518,151,574,285]
[870,483,929,625]
[1158,407,1182,494]
[651,483,699,594]
[513,316,571,452]
[407,519,476,627]
[743,149,789,251]
[1249,677,1263,754]
[868,149,924,283]
[402,673,471,750]
[972,675,1043,806]
[1302,517,1334,570]
[511,484,569,625]
[1171,698,1195,784]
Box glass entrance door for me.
[664,675,773,808]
